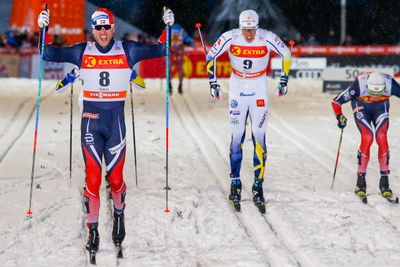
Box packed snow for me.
[0,77,400,267]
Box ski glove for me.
[277,73,289,96]
[55,67,80,94]
[130,70,146,91]
[38,10,50,29]
[162,9,174,26]
[336,114,347,129]
[209,81,221,99]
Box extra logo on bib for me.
[82,54,129,69]
[230,45,268,58]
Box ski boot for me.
[86,223,99,264]
[178,83,183,94]
[252,181,266,214]
[229,179,242,212]
[112,210,125,258]
[354,173,367,203]
[379,175,399,203]
[379,175,392,198]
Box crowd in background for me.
[0,29,67,49]
[283,30,355,46]
[0,26,378,51]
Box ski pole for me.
[331,128,344,190]
[69,84,73,181]
[195,23,207,56]
[129,83,138,187]
[164,7,171,213]
[27,3,48,217]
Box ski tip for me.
[89,251,96,265]
[117,250,123,258]
[258,206,266,214]
[164,209,170,213]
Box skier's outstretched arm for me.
[123,8,175,67]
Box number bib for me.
[80,41,131,102]
[229,29,270,79]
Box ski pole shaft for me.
[69,84,73,181]
[195,23,207,56]
[331,128,344,190]
[164,7,171,213]
[129,83,138,187]
[27,3,48,217]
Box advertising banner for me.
[9,0,84,44]
[31,54,75,79]
[0,54,20,77]
[271,57,326,79]
[322,67,394,93]
[139,49,232,78]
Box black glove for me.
[336,114,347,129]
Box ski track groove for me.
[268,111,400,232]
[171,99,272,267]
[105,184,120,266]
[0,196,73,258]
[180,95,305,267]
[173,95,303,267]
[80,196,89,267]
[0,89,54,164]
[0,153,66,199]
[0,97,31,139]
[0,170,62,197]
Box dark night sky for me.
[89,0,400,45]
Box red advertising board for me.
[9,0,85,44]
[139,48,232,78]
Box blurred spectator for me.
[192,29,206,49]
[325,29,337,45]
[304,34,319,46]
[20,32,31,48]
[6,30,21,47]
[53,34,66,47]
[169,23,192,95]
[137,33,157,44]
[294,32,304,46]
[122,32,130,41]
[29,31,39,47]
[341,34,355,46]
[84,28,95,42]
[0,34,8,47]
[122,32,139,42]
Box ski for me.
[230,200,241,212]
[355,192,368,204]
[381,194,399,204]
[254,202,266,214]
[115,243,123,258]
[89,250,96,265]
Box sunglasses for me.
[94,25,113,31]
